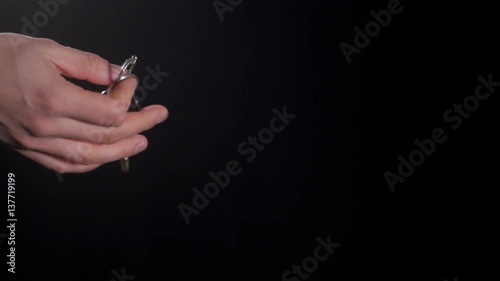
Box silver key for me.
[101,56,141,172]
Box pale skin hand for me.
[0,33,168,173]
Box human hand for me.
[0,33,168,173]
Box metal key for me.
[101,56,141,173]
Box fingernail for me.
[111,64,122,79]
[134,141,147,154]
[156,109,168,124]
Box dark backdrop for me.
[0,0,497,280]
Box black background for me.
[0,0,498,280]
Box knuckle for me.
[82,128,104,144]
[37,38,58,48]
[27,38,53,52]
[19,38,58,56]
[63,149,82,164]
[102,130,113,144]
[98,115,113,128]
[15,133,35,149]
[79,155,91,165]
[85,52,105,72]
[29,119,51,137]
[100,104,126,127]
[75,152,90,165]
[103,129,121,144]
[111,111,126,127]
[12,37,57,62]
[75,143,93,165]
[111,99,130,115]
[31,94,60,116]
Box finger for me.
[44,43,121,85]
[0,123,16,147]
[24,135,148,165]
[36,105,168,143]
[107,76,139,114]
[52,76,129,127]
[98,104,168,143]
[16,149,101,174]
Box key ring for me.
[102,56,141,172]
[102,56,139,102]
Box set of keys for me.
[101,56,141,173]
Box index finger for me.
[44,42,121,86]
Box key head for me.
[113,56,141,173]
[120,56,138,76]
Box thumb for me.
[45,43,121,86]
